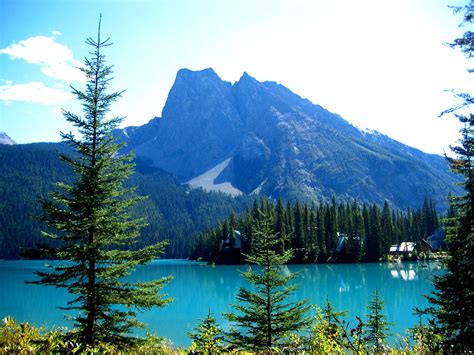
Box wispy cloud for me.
[0,34,84,83]
[0,81,73,105]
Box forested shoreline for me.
[191,197,443,264]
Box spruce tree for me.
[293,202,305,250]
[364,290,391,353]
[349,199,365,261]
[225,210,310,351]
[424,2,474,351]
[366,204,382,260]
[188,310,224,352]
[381,201,393,250]
[274,197,287,254]
[308,210,319,261]
[316,208,327,258]
[30,19,171,347]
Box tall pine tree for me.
[424,2,474,351]
[225,210,310,350]
[30,19,171,347]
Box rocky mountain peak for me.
[119,68,459,208]
[175,67,222,85]
[128,68,243,180]
[162,67,233,120]
[237,71,259,83]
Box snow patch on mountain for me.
[186,158,243,196]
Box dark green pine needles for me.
[364,290,392,353]
[30,19,171,348]
[225,210,310,351]
[423,2,474,352]
[426,106,474,351]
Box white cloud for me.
[52,30,62,36]
[0,81,72,105]
[0,35,85,83]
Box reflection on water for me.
[0,260,443,347]
[387,260,443,281]
[390,269,417,281]
[389,262,418,281]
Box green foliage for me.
[225,210,310,350]
[423,2,474,352]
[0,316,41,353]
[0,316,177,353]
[30,20,172,348]
[0,143,74,259]
[0,144,250,259]
[0,312,446,353]
[364,290,392,353]
[307,303,346,353]
[193,197,441,264]
[407,310,443,353]
[188,311,225,352]
[306,300,368,353]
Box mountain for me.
[117,68,459,209]
[0,68,460,258]
[0,132,16,145]
[0,143,250,259]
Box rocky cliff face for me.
[118,68,459,209]
[121,68,244,179]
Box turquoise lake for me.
[0,259,442,347]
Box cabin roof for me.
[389,242,416,253]
[398,242,415,252]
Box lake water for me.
[0,259,442,347]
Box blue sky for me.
[0,0,471,154]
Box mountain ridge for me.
[116,67,459,209]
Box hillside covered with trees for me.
[0,143,250,259]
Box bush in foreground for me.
[0,316,174,354]
[1,313,441,354]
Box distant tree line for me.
[191,197,441,263]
